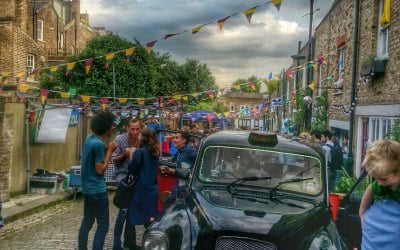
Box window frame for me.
[26,54,35,82]
[377,0,389,59]
[37,19,44,41]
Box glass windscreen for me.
[196,146,322,195]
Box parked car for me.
[144,130,348,249]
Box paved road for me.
[0,192,144,250]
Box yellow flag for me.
[118,98,128,103]
[308,81,315,91]
[380,0,390,26]
[81,95,91,102]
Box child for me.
[359,139,400,249]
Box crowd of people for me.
[78,112,202,250]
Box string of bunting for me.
[0,0,282,85]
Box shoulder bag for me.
[113,149,143,209]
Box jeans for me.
[113,208,127,249]
[78,192,109,250]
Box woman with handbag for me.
[125,127,160,250]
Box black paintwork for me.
[145,131,345,250]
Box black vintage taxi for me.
[143,131,344,250]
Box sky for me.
[80,0,334,88]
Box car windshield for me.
[196,146,322,195]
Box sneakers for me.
[0,217,4,228]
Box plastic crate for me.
[30,176,59,194]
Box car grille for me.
[215,236,278,250]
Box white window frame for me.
[377,0,389,59]
[368,117,398,143]
[26,54,35,82]
[37,19,44,41]
[58,32,64,51]
[230,103,235,112]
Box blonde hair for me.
[362,140,400,176]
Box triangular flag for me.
[125,48,135,63]
[65,62,76,76]
[268,72,273,81]
[49,66,58,82]
[81,95,91,102]
[118,98,128,103]
[217,16,231,30]
[243,6,259,23]
[248,81,255,90]
[163,33,180,39]
[19,84,29,93]
[100,97,108,110]
[1,72,9,84]
[137,98,145,105]
[308,81,315,91]
[233,84,241,90]
[68,88,77,98]
[60,92,70,99]
[272,0,282,12]
[40,89,49,104]
[192,25,202,34]
[146,40,157,52]
[105,53,115,69]
[85,58,94,74]
[380,0,390,26]
[15,71,24,84]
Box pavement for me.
[2,190,74,224]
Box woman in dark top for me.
[125,127,160,250]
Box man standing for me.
[322,131,339,192]
[111,119,141,250]
[78,111,117,250]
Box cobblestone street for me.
[0,192,143,250]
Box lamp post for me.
[305,0,315,131]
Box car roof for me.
[201,130,324,158]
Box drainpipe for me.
[348,0,360,176]
[25,111,31,194]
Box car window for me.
[197,146,322,195]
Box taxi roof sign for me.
[248,131,278,147]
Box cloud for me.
[81,0,333,87]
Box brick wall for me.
[0,100,12,201]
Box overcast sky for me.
[80,0,334,88]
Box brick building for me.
[285,0,399,176]
[0,0,106,86]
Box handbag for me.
[113,149,142,209]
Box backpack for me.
[326,143,343,170]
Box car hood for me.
[191,189,321,235]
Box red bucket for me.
[329,193,344,221]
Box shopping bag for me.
[113,174,138,209]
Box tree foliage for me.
[229,75,263,93]
[39,35,217,99]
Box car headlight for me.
[308,232,337,250]
[143,230,169,250]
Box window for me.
[368,117,398,143]
[26,54,35,81]
[230,103,235,112]
[37,20,43,41]
[58,32,64,51]
[377,0,389,58]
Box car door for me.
[336,171,368,249]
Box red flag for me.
[85,58,94,74]
[146,40,158,52]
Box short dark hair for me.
[91,111,115,135]
[178,130,190,142]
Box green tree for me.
[39,35,217,99]
[311,90,329,132]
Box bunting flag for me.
[60,92,70,99]
[40,89,49,104]
[19,84,29,93]
[118,98,128,103]
[1,72,9,84]
[100,97,108,110]
[192,25,203,34]
[81,95,91,102]
[380,0,390,26]
[68,88,77,98]
[243,6,259,23]
[163,33,180,39]
[286,68,293,78]
[0,84,3,93]
[137,98,145,105]
[49,66,58,82]
[233,84,241,90]
[125,48,135,63]
[217,16,231,30]
[268,72,272,81]
[308,81,315,91]
[146,40,158,52]
[248,81,255,90]
[205,91,214,100]
[15,71,24,84]
[105,53,115,69]
[85,58,94,74]
[272,0,282,12]
[65,62,76,76]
